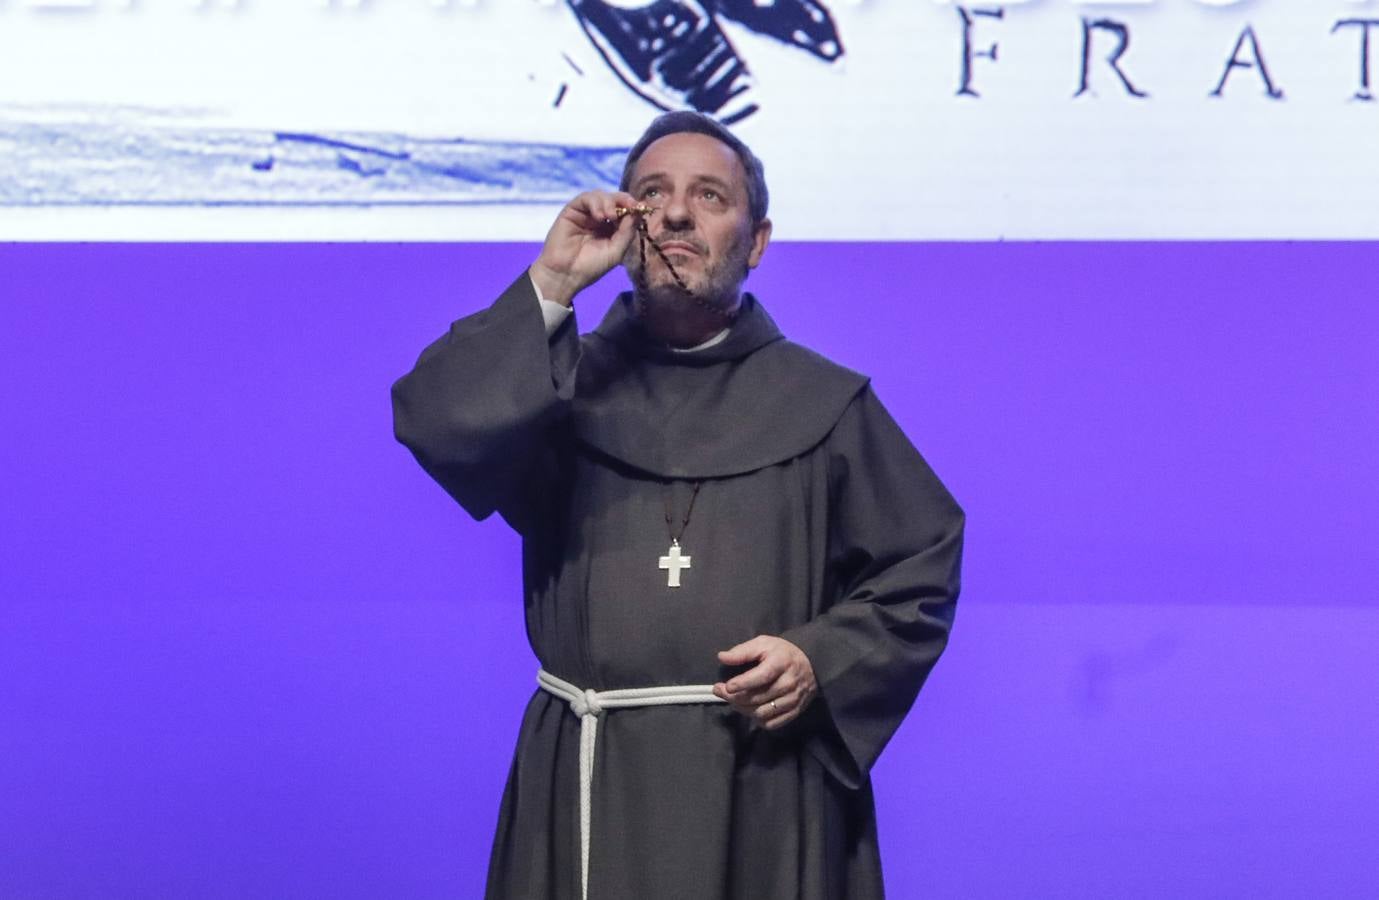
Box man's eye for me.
[702,189,721,202]
[641,187,661,199]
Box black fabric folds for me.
[391,270,964,900]
[574,291,869,479]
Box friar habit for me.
[392,271,964,900]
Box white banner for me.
[1,1,1376,240]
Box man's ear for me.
[747,218,772,270]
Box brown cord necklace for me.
[617,205,737,323]
[613,206,721,588]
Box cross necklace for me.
[617,205,724,589]
[658,481,703,588]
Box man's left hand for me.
[714,635,818,731]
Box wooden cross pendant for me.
[658,540,692,588]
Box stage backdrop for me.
[2,0,1378,239]
[3,242,1376,898]
[3,2,1378,899]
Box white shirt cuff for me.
[530,271,572,338]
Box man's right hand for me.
[529,190,641,308]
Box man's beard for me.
[624,226,753,317]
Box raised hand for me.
[714,634,819,731]
[530,190,642,307]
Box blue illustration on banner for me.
[0,108,630,207]
[568,0,843,125]
[1,0,844,208]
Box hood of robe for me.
[572,292,869,479]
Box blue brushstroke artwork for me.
[0,1,844,209]
[0,107,628,207]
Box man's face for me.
[622,132,771,312]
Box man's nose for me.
[662,192,693,231]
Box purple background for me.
[3,242,1376,898]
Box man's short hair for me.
[619,111,769,226]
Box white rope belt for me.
[536,668,726,900]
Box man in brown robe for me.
[392,111,963,899]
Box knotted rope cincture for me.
[536,669,727,900]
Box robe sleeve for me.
[390,270,580,535]
[781,386,965,789]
